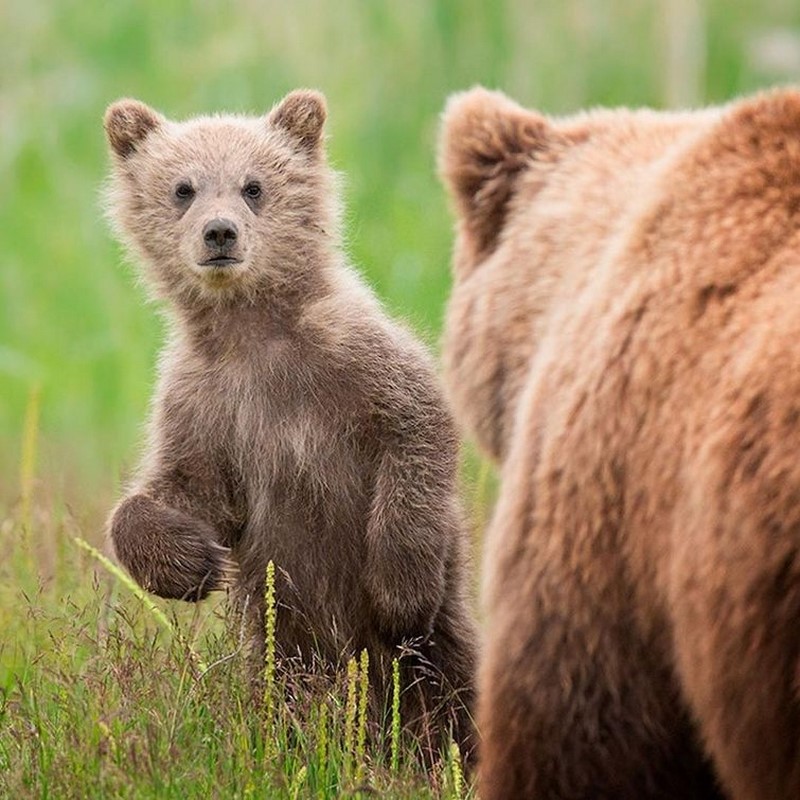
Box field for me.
[2,1,799,797]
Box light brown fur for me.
[104,90,476,759]
[439,86,800,798]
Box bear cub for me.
[103,89,475,755]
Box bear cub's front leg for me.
[110,493,232,602]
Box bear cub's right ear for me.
[104,99,164,159]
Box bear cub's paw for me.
[110,494,235,602]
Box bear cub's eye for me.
[243,182,262,201]
[174,182,195,201]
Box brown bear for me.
[439,86,800,799]
[103,89,476,759]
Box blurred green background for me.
[2,0,800,505]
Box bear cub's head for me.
[104,90,335,304]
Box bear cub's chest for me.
[217,353,369,492]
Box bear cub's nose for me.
[203,218,238,249]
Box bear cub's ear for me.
[104,99,164,159]
[268,89,327,152]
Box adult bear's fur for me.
[439,86,800,798]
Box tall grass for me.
[3,1,800,796]
[0,503,475,798]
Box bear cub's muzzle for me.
[200,217,241,266]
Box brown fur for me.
[439,86,800,798]
[103,90,476,758]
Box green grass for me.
[1,503,477,799]
[3,1,800,796]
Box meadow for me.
[2,1,799,796]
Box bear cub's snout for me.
[201,217,239,264]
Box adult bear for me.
[439,86,800,799]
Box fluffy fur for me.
[104,90,476,758]
[439,86,800,798]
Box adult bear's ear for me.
[439,87,555,257]
[104,99,164,159]
[268,89,327,152]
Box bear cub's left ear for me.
[268,89,327,152]
[105,99,164,159]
